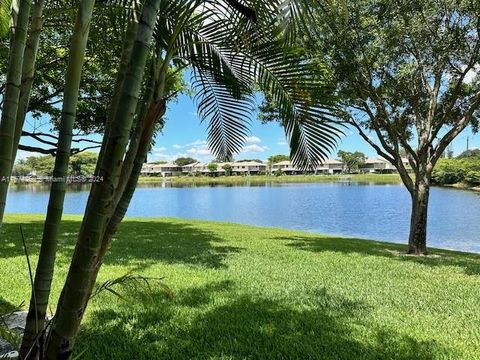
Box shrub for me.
[464,171,480,185]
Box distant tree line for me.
[12,152,98,177]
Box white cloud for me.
[240,144,268,154]
[186,146,212,156]
[149,136,270,163]
[184,141,214,160]
[277,141,287,146]
[187,139,207,146]
[245,136,261,144]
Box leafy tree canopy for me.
[268,154,289,165]
[337,150,366,173]
[207,162,218,172]
[174,157,197,166]
[14,152,98,176]
[235,159,263,163]
[312,0,480,173]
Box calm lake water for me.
[6,182,480,253]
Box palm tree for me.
[0,0,32,226]
[19,0,96,357]
[11,0,46,171]
[44,0,162,356]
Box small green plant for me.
[91,272,174,301]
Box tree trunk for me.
[0,0,32,226]
[84,100,165,306]
[11,0,45,171]
[20,1,95,358]
[44,1,161,358]
[93,16,139,176]
[407,178,430,255]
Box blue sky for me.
[144,92,478,163]
[18,91,478,163]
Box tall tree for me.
[11,0,45,169]
[44,1,162,357]
[0,0,32,225]
[20,0,96,356]
[313,0,480,254]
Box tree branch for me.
[432,91,480,164]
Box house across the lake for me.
[142,161,267,176]
[141,156,411,176]
[140,163,182,177]
[271,159,343,175]
[361,157,411,173]
[231,161,267,175]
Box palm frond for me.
[90,272,174,301]
[236,40,343,167]
[157,0,343,166]
[193,67,254,161]
[0,0,11,39]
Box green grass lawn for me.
[1,214,479,359]
[138,173,402,185]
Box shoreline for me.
[137,173,402,185]
[9,174,480,192]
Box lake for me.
[6,182,480,253]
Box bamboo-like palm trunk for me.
[88,54,171,288]
[82,99,166,309]
[0,0,32,226]
[44,1,161,358]
[109,71,155,209]
[20,1,95,358]
[11,0,46,171]
[80,64,162,308]
[93,15,139,176]
[107,100,165,239]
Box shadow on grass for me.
[0,219,242,269]
[275,235,480,276]
[78,281,452,360]
[0,297,18,315]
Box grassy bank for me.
[1,215,479,359]
[138,173,402,185]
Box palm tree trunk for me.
[109,69,156,209]
[107,100,165,239]
[0,0,32,226]
[44,1,161,358]
[84,99,165,306]
[94,14,139,176]
[20,1,95,358]
[11,0,45,171]
[82,60,168,309]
